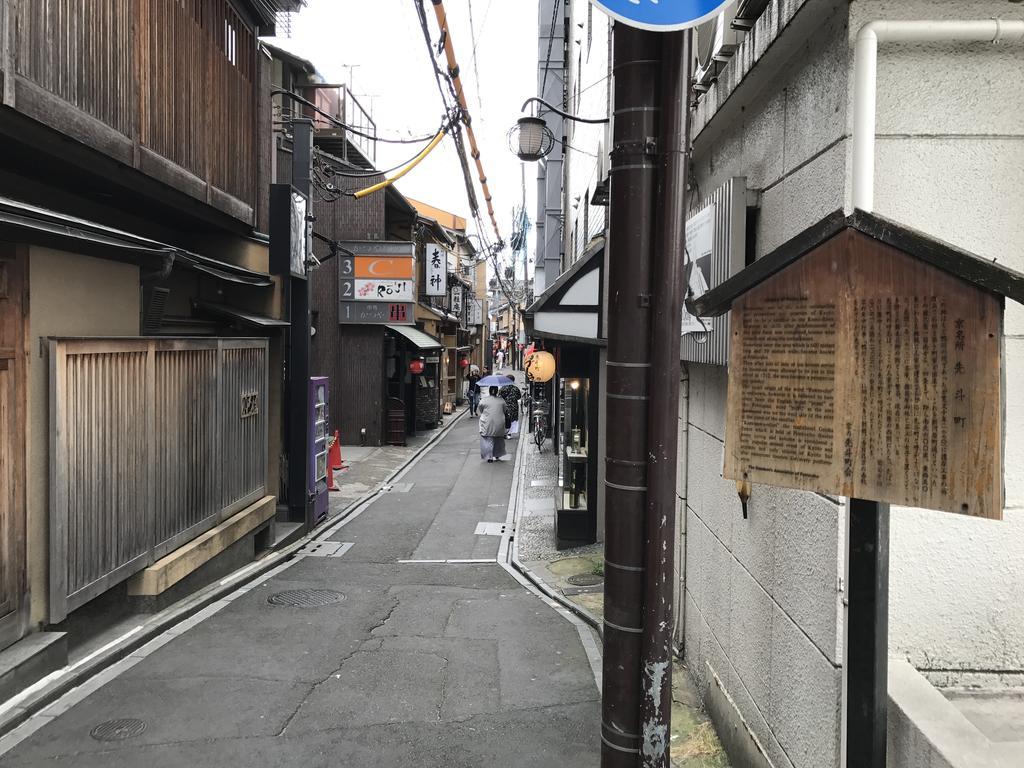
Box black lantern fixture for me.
[508,97,610,163]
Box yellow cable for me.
[352,126,448,200]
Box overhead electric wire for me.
[414,0,479,215]
[428,0,503,244]
[351,124,449,200]
[272,88,438,144]
[467,0,484,111]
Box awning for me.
[193,301,290,328]
[0,195,273,287]
[387,324,443,351]
[526,238,605,345]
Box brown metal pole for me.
[601,25,662,767]
[640,29,691,767]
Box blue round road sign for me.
[591,0,734,32]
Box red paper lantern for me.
[409,359,425,375]
[459,357,469,368]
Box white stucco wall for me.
[683,9,849,768]
[26,248,140,626]
[847,0,1024,683]
[681,1,1024,766]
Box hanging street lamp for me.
[508,97,609,162]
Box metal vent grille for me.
[681,177,747,367]
[142,287,169,335]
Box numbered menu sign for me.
[338,241,416,326]
[687,210,1024,520]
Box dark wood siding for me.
[8,0,259,222]
[307,163,388,444]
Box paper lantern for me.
[409,359,425,375]
[525,351,556,383]
[459,357,470,368]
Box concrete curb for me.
[0,409,469,741]
[503,423,604,639]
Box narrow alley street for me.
[0,417,601,767]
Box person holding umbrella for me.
[475,373,512,462]
[477,385,507,462]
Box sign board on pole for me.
[338,241,415,325]
[686,212,1020,520]
[269,184,310,278]
[591,0,734,31]
[451,286,463,317]
[426,243,448,297]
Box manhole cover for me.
[267,588,346,607]
[567,573,604,587]
[90,718,147,742]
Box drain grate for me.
[267,588,346,607]
[90,718,147,742]
[474,522,511,536]
[297,541,353,558]
[566,573,604,587]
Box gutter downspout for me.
[674,365,689,654]
[852,19,1024,214]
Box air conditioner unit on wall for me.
[732,0,770,31]
[694,4,742,91]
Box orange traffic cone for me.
[327,462,340,492]
[329,430,346,471]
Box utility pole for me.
[286,119,314,528]
[601,26,662,767]
[641,29,691,768]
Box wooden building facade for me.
[0,0,299,668]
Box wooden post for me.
[844,498,890,768]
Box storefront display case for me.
[555,377,594,547]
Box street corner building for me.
[674,3,1024,768]
[0,0,301,695]
[530,1,1024,767]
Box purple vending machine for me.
[309,377,330,525]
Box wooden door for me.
[0,248,27,651]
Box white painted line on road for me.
[67,625,145,672]
[396,559,496,565]
[1,414,477,759]
[498,422,604,691]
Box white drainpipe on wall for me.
[845,17,1024,766]
[852,19,1024,214]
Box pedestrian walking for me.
[495,348,505,370]
[478,386,507,462]
[498,374,522,438]
[466,366,482,417]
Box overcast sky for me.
[266,0,538,272]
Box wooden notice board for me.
[725,229,1003,519]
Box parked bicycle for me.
[531,395,550,451]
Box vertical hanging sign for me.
[426,243,448,297]
[451,286,463,318]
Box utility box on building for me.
[689,209,1024,520]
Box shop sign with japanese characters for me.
[724,229,1003,519]
[337,241,415,325]
[425,243,449,297]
